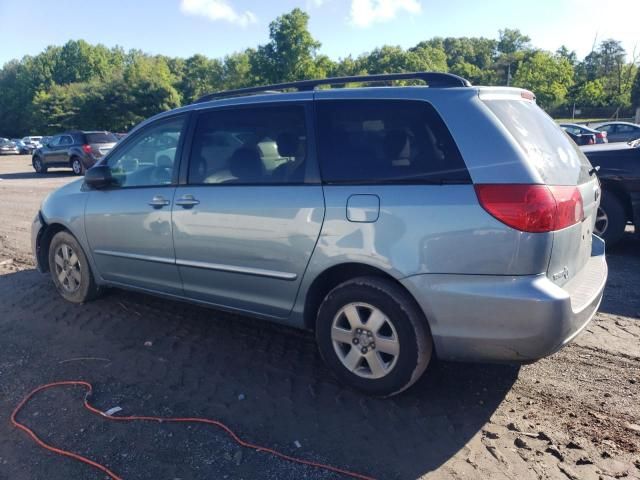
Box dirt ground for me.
[0,154,638,480]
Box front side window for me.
[188,105,308,185]
[106,116,184,188]
[316,100,470,184]
[60,136,73,146]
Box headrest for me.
[276,132,298,157]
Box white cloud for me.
[180,0,257,27]
[349,0,421,28]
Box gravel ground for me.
[0,154,639,480]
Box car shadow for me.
[0,170,76,180]
[0,268,518,480]
[598,231,640,318]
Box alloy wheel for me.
[331,302,400,379]
[53,243,82,293]
[594,207,608,237]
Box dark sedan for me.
[581,139,640,246]
[593,122,640,143]
[560,123,607,144]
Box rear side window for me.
[188,105,308,185]
[86,132,118,143]
[483,100,592,185]
[316,100,470,184]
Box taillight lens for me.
[596,131,606,139]
[82,144,92,154]
[475,184,584,233]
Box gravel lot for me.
[0,154,639,480]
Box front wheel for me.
[32,156,47,174]
[595,193,626,247]
[48,231,100,304]
[316,276,432,397]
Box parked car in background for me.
[32,131,118,175]
[581,139,640,246]
[114,132,128,140]
[565,130,596,146]
[11,139,34,155]
[560,123,607,144]
[32,72,607,396]
[0,139,20,155]
[593,122,640,143]
[22,136,43,150]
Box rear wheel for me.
[316,276,432,397]
[32,156,47,174]
[595,193,626,247]
[71,157,84,175]
[48,231,100,304]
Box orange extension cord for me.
[11,381,375,480]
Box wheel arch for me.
[36,222,71,273]
[600,181,632,221]
[302,262,427,331]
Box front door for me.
[172,102,324,318]
[84,115,187,295]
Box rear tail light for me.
[475,184,584,233]
[596,131,607,139]
[82,144,92,154]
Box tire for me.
[48,231,100,304]
[316,276,433,397]
[71,157,84,175]
[32,156,47,174]
[595,193,626,248]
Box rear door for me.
[42,135,63,165]
[172,101,324,318]
[482,98,600,286]
[84,115,187,294]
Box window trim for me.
[180,101,321,187]
[90,113,189,191]
[314,98,471,186]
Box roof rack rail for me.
[195,71,471,103]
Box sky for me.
[0,0,638,66]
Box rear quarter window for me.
[484,100,592,185]
[316,100,470,184]
[86,132,118,143]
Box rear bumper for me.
[401,235,607,363]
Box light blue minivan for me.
[33,72,607,396]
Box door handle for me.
[175,194,200,208]
[148,195,170,208]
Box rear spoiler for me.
[478,87,536,102]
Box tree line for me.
[0,8,638,137]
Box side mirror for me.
[84,165,113,189]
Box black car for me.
[582,140,640,246]
[560,123,607,144]
[32,131,118,175]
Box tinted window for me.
[598,125,615,133]
[616,124,638,133]
[188,105,308,185]
[50,136,62,147]
[60,136,73,146]
[106,117,184,188]
[483,99,592,185]
[316,100,469,184]
[86,132,118,143]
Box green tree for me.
[512,51,574,108]
[251,8,324,84]
[631,69,640,110]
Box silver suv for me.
[32,72,608,396]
